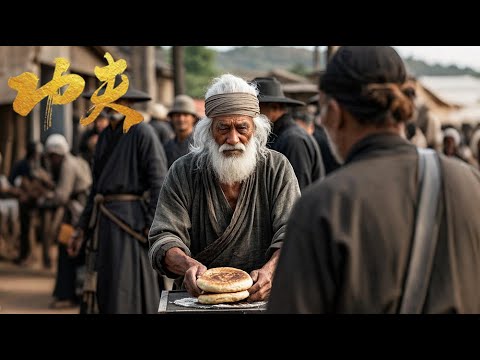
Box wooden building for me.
[0,46,173,177]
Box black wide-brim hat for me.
[82,75,151,103]
[252,77,306,107]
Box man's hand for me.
[67,228,84,257]
[248,268,274,301]
[248,249,281,302]
[184,264,207,297]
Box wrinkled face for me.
[212,115,254,157]
[171,112,196,134]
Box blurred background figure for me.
[41,134,92,308]
[0,152,19,198]
[78,111,109,167]
[292,107,315,135]
[164,95,199,168]
[255,76,324,190]
[405,122,427,148]
[469,127,480,164]
[0,151,21,259]
[414,99,443,151]
[442,127,478,168]
[9,142,53,266]
[149,103,174,147]
[308,94,341,175]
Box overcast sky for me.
[207,46,480,72]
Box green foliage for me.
[404,56,480,77]
[216,46,318,72]
[184,46,219,98]
[289,62,309,76]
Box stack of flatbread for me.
[197,267,253,304]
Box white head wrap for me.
[443,127,461,147]
[45,134,70,156]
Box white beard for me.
[208,139,258,185]
[323,128,345,165]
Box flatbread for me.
[198,290,250,305]
[197,267,253,293]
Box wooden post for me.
[172,46,185,96]
[327,46,340,61]
[313,46,320,71]
[145,46,157,113]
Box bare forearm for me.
[263,249,281,276]
[164,247,202,276]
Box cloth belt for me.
[82,193,147,314]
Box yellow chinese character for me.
[8,58,85,129]
[81,52,143,133]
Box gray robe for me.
[77,120,168,314]
[148,149,301,279]
[268,133,480,314]
[164,135,193,168]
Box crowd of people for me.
[1,46,480,313]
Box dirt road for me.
[0,259,79,314]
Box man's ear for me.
[327,97,344,130]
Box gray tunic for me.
[268,133,480,314]
[149,149,301,278]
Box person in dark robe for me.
[309,90,341,175]
[148,74,301,301]
[40,134,92,308]
[68,81,168,314]
[253,77,324,190]
[163,95,199,168]
[292,108,315,135]
[149,103,175,147]
[268,46,480,314]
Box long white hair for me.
[190,74,271,169]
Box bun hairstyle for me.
[320,46,416,126]
[363,80,416,123]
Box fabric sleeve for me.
[138,126,169,229]
[148,160,192,277]
[268,154,301,258]
[76,138,102,231]
[48,157,76,206]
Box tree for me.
[184,46,219,98]
[289,63,309,77]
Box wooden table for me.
[158,290,268,314]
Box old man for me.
[148,74,301,301]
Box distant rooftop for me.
[420,75,480,107]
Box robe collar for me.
[345,132,413,165]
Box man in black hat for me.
[253,77,324,190]
[268,46,480,313]
[68,79,168,314]
[163,95,199,168]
